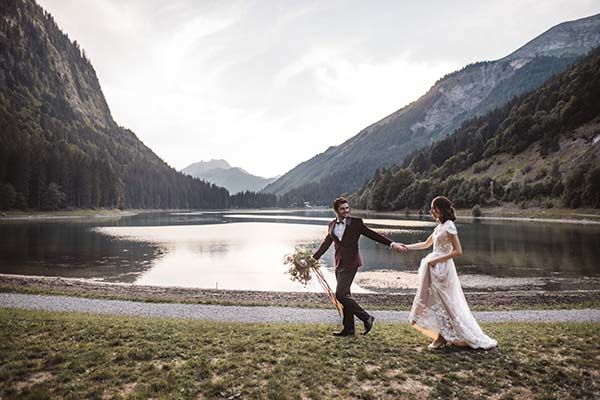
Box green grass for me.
[0,308,598,399]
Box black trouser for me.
[335,266,370,332]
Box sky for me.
[38,0,600,178]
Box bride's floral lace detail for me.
[408,220,497,350]
[432,220,456,255]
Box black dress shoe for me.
[363,315,375,335]
[332,330,355,337]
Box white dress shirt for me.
[332,217,347,241]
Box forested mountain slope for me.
[350,46,600,211]
[268,13,600,205]
[0,0,229,210]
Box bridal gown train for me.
[408,220,497,349]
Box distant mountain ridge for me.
[181,159,277,194]
[182,159,234,175]
[265,13,600,202]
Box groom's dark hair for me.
[333,197,348,212]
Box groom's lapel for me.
[339,217,352,242]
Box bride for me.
[398,196,497,350]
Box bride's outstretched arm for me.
[403,234,433,251]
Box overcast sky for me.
[38,0,600,178]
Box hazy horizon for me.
[37,0,600,178]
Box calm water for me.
[0,209,599,292]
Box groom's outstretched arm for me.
[313,234,333,260]
[359,218,393,246]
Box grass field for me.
[0,308,598,399]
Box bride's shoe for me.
[428,336,447,349]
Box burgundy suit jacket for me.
[312,216,392,269]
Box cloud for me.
[37,0,600,177]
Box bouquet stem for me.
[312,267,343,318]
[284,246,343,319]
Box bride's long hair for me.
[432,196,456,223]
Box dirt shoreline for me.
[1,206,599,224]
[0,209,139,221]
[355,269,600,292]
[1,274,598,310]
[355,206,600,225]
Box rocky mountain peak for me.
[506,13,600,60]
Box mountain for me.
[349,45,600,211]
[181,159,277,194]
[194,167,277,194]
[0,0,229,210]
[182,159,232,176]
[265,13,600,203]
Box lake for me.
[1,209,599,293]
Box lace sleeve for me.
[445,220,457,235]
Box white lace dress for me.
[408,220,497,349]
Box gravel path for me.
[1,293,599,323]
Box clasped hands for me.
[390,243,408,253]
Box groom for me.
[312,197,403,336]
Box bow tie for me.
[336,219,345,225]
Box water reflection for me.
[95,222,362,292]
[0,220,160,280]
[0,210,599,292]
[222,214,436,228]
